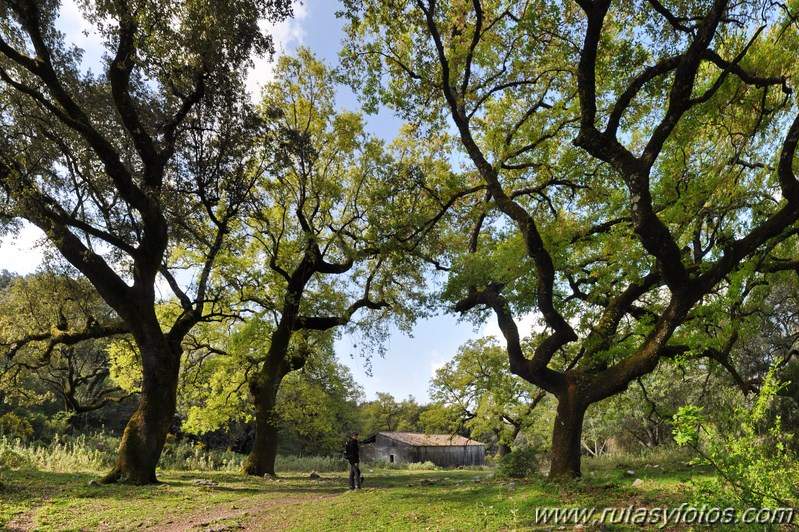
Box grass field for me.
[1,450,757,531]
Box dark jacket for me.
[344,438,359,463]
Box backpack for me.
[342,440,351,461]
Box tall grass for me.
[159,443,350,473]
[160,440,246,472]
[0,433,350,474]
[582,445,694,473]
[0,434,114,473]
[275,454,348,473]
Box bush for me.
[160,440,245,472]
[20,411,76,445]
[0,439,32,469]
[673,366,798,509]
[407,461,439,471]
[497,447,540,479]
[0,413,34,440]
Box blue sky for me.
[0,0,533,403]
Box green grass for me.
[0,451,727,532]
[3,443,794,531]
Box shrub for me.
[497,447,539,479]
[0,413,34,440]
[673,365,798,510]
[407,461,439,471]
[160,440,245,472]
[0,439,32,469]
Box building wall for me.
[360,434,414,464]
[361,434,485,467]
[416,444,485,467]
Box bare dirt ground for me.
[4,488,338,532]
[151,493,337,532]
[5,512,36,532]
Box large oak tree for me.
[341,0,799,479]
[0,0,291,483]
[215,50,429,476]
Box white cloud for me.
[0,224,48,275]
[246,1,309,99]
[57,0,107,72]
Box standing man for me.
[344,431,361,490]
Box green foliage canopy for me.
[430,337,546,449]
[0,272,129,413]
[339,0,799,479]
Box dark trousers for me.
[349,462,361,489]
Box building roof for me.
[364,431,483,447]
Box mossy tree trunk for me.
[240,218,383,477]
[548,385,588,481]
[102,315,181,485]
[242,356,292,477]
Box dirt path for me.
[5,511,37,532]
[5,490,337,532]
[146,492,338,531]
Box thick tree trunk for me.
[497,443,512,458]
[498,423,522,457]
[548,386,588,481]
[242,363,288,477]
[102,333,180,485]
